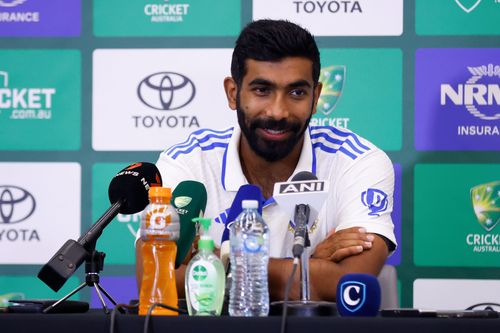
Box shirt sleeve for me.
[156,150,197,189]
[334,148,397,251]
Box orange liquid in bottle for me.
[139,239,178,315]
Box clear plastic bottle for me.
[228,199,269,316]
[139,186,180,316]
[185,217,225,316]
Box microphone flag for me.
[171,180,207,268]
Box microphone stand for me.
[39,200,126,314]
[43,240,122,314]
[270,227,338,317]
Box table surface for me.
[1,310,500,333]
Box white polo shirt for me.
[157,125,396,258]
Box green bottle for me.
[185,217,225,316]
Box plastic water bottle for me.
[228,199,269,316]
[139,186,180,316]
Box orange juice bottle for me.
[139,186,180,315]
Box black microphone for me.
[38,162,162,292]
[290,172,316,258]
[292,203,310,258]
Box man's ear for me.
[311,82,323,115]
[223,77,238,110]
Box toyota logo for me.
[137,72,196,111]
[0,185,36,224]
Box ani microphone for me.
[272,171,328,258]
[337,273,381,317]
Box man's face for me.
[233,57,321,162]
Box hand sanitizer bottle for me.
[185,217,225,315]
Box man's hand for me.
[311,227,375,262]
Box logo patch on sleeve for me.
[361,188,388,216]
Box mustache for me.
[249,117,301,132]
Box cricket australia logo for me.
[466,181,500,253]
[317,65,345,116]
[471,181,500,232]
[441,64,500,121]
[361,188,388,216]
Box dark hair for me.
[231,19,321,87]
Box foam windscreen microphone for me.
[171,180,207,268]
[108,162,162,214]
[337,273,381,317]
[38,162,162,292]
[220,184,263,270]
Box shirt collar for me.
[221,126,316,193]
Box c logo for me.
[343,285,361,307]
[340,281,366,313]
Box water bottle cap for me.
[148,186,171,199]
[241,200,258,209]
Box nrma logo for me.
[441,64,500,121]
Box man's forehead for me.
[243,57,314,84]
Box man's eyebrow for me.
[288,80,312,89]
[248,78,275,86]
[248,78,312,88]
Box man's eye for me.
[253,87,270,95]
[290,89,307,97]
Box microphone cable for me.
[280,257,299,333]
[143,303,188,333]
[109,303,138,333]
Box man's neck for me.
[239,136,304,199]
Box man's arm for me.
[268,233,388,302]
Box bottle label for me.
[141,204,180,240]
[187,261,217,312]
[243,235,264,253]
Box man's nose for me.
[265,94,289,120]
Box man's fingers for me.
[330,231,375,244]
[334,239,372,250]
[330,246,364,263]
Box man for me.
[137,19,396,302]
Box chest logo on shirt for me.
[288,217,320,235]
[361,188,388,216]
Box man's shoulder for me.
[309,125,379,162]
[160,127,234,161]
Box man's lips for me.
[256,127,291,140]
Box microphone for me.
[337,273,381,317]
[38,162,162,292]
[273,171,328,257]
[220,184,263,270]
[171,180,207,268]
[292,204,310,258]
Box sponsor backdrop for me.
[0,0,499,309]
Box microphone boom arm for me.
[77,199,124,250]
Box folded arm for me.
[268,232,388,302]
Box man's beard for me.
[236,96,313,162]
